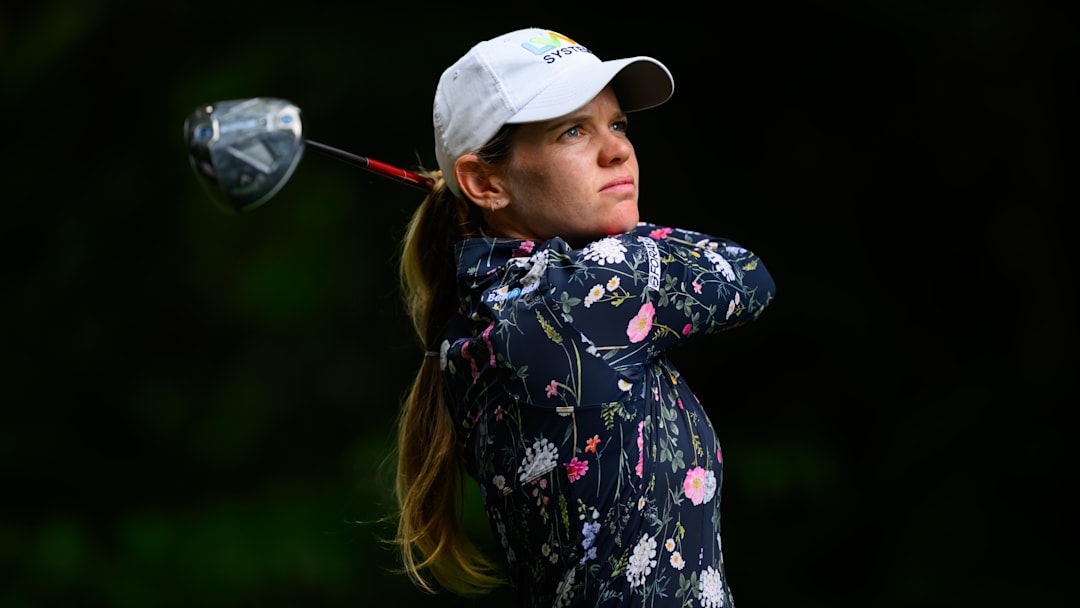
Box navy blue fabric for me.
[439,222,776,607]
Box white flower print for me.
[582,237,628,265]
[694,238,719,251]
[607,276,620,290]
[519,251,548,293]
[626,532,658,588]
[703,249,736,281]
[438,339,450,371]
[517,437,558,483]
[579,332,599,357]
[584,284,604,308]
[496,521,507,547]
[552,568,575,607]
[703,469,717,504]
[495,520,515,563]
[726,292,741,320]
[699,566,725,607]
[670,551,685,570]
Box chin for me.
[608,212,640,235]
[597,225,636,240]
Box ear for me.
[455,154,503,208]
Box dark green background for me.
[2,3,1072,607]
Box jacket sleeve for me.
[541,222,776,370]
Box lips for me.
[601,177,635,194]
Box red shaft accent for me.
[305,140,434,191]
[365,157,435,191]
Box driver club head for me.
[185,97,305,214]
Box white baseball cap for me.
[433,27,675,196]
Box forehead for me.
[511,87,623,142]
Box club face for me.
[185,98,305,214]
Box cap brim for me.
[507,56,673,124]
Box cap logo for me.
[521,31,591,63]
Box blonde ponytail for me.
[392,171,504,595]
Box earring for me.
[491,199,501,212]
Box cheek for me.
[506,158,555,198]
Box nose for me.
[599,130,633,166]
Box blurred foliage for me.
[0,2,1073,607]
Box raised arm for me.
[543,223,775,370]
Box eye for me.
[561,125,581,139]
[612,119,629,133]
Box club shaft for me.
[305,140,434,192]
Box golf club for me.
[185,97,434,214]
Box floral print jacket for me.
[438,222,776,607]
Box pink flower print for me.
[495,405,504,421]
[545,380,559,398]
[585,435,601,453]
[682,323,692,336]
[563,457,589,482]
[692,280,702,294]
[684,466,707,505]
[461,342,478,383]
[513,240,535,257]
[677,398,684,410]
[717,448,723,464]
[635,420,645,478]
[481,322,496,367]
[627,302,655,343]
[649,227,673,240]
